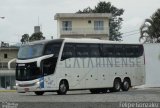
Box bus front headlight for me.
[16,83,18,86]
[36,81,40,85]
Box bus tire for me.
[57,80,68,95]
[122,79,130,91]
[34,91,44,95]
[112,79,121,92]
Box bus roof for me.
[62,38,142,45]
[21,39,64,46]
[22,38,142,45]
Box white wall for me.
[144,44,160,87]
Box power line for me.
[122,32,140,38]
[122,29,139,34]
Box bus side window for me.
[125,45,140,57]
[133,46,139,57]
[102,44,114,57]
[44,43,61,57]
[75,44,89,57]
[44,45,52,55]
[89,44,100,57]
[61,43,75,60]
[126,45,134,57]
[115,45,125,57]
[138,45,144,57]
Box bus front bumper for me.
[16,80,41,93]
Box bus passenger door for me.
[42,57,57,89]
[42,43,62,89]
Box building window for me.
[94,21,104,30]
[4,54,7,58]
[62,21,72,31]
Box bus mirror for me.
[37,54,54,67]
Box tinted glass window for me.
[125,45,143,57]
[43,58,57,75]
[138,45,144,56]
[115,45,125,57]
[16,62,41,81]
[126,45,134,57]
[89,44,100,57]
[102,44,114,57]
[44,43,61,57]
[76,44,89,57]
[18,44,44,59]
[62,43,75,59]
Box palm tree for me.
[139,9,160,43]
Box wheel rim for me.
[60,82,67,93]
[124,81,129,89]
[115,81,120,90]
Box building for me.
[34,26,41,33]
[0,47,19,90]
[54,13,111,40]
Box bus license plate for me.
[24,88,29,92]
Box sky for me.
[0,0,160,44]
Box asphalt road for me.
[0,88,160,108]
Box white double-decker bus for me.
[16,38,145,95]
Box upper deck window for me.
[18,44,44,59]
[44,43,62,57]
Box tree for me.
[77,1,124,41]
[29,32,45,42]
[139,9,160,43]
[21,34,29,44]
[77,7,93,13]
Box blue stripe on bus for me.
[39,77,44,88]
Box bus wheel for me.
[112,79,121,92]
[57,80,68,95]
[34,91,44,95]
[122,79,130,91]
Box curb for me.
[0,90,16,92]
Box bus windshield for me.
[16,62,42,81]
[18,44,44,59]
